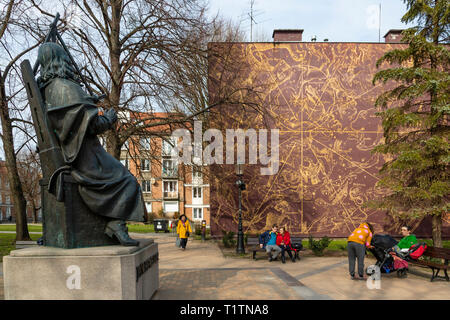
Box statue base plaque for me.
[3,239,158,300]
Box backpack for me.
[408,242,427,260]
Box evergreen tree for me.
[371,0,449,247]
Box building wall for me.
[119,131,211,227]
[207,42,449,238]
[0,161,41,223]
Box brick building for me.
[110,112,211,227]
[0,161,41,223]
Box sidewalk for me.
[1,234,448,300]
[149,233,449,300]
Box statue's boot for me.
[105,220,139,246]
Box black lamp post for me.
[236,164,246,254]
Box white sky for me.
[207,0,415,42]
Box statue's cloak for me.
[42,77,145,222]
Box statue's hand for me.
[104,108,118,125]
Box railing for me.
[162,168,178,178]
[163,191,178,199]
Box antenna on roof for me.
[240,0,269,41]
[379,3,382,42]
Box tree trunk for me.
[431,214,442,248]
[32,203,37,224]
[0,75,31,241]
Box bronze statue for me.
[35,42,145,246]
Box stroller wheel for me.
[397,268,407,278]
[366,265,377,276]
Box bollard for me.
[201,219,206,241]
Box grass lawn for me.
[0,224,43,232]
[127,224,156,233]
[0,233,42,262]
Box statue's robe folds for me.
[42,77,145,222]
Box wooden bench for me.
[407,246,449,282]
[247,236,303,261]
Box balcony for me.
[162,168,178,178]
[163,191,178,199]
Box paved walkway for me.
[148,233,449,300]
[1,233,449,300]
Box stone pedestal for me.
[3,239,158,300]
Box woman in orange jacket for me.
[177,214,192,250]
[347,222,374,280]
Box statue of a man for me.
[37,42,145,246]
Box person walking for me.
[347,222,374,280]
[176,214,192,250]
[276,226,296,263]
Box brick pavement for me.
[1,233,448,300]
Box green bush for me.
[147,212,156,224]
[308,235,332,256]
[222,231,236,248]
[194,223,202,236]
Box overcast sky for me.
[208,0,415,42]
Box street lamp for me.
[235,164,246,254]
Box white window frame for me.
[163,180,178,198]
[141,180,152,193]
[120,158,129,169]
[193,207,203,221]
[162,159,177,176]
[121,140,129,151]
[163,201,179,213]
[144,202,152,214]
[140,137,151,150]
[141,158,150,172]
[162,137,177,156]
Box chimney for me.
[383,29,405,43]
[272,29,303,42]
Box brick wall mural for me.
[207,42,449,238]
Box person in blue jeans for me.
[259,224,282,261]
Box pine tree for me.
[371,0,449,247]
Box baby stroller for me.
[366,234,408,278]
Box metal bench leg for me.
[253,251,256,260]
[444,269,449,282]
[430,267,440,282]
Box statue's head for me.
[37,42,79,83]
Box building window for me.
[145,202,152,214]
[162,159,177,177]
[193,208,203,220]
[120,158,129,169]
[99,136,106,148]
[140,137,150,150]
[6,206,11,219]
[121,140,129,150]
[141,180,151,193]
[6,196,10,204]
[163,181,178,198]
[162,137,177,156]
[193,187,202,199]
[163,201,178,213]
[141,159,150,171]
[193,166,203,179]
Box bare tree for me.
[17,149,41,223]
[0,0,42,240]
